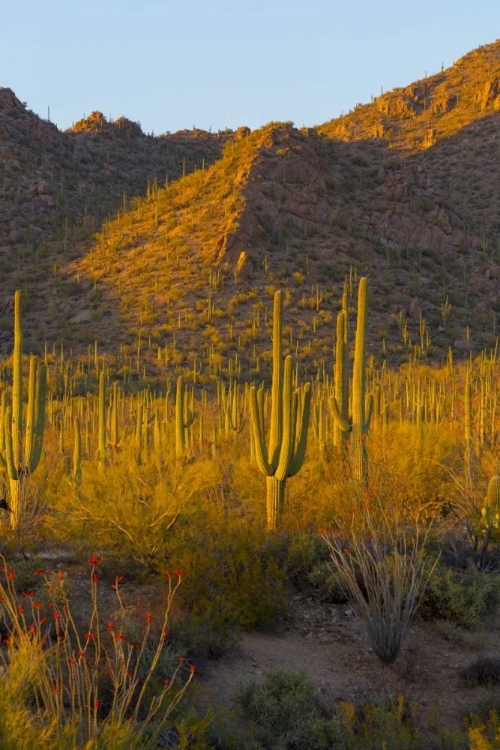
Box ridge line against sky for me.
[2,0,500,135]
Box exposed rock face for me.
[69,111,145,138]
[423,128,437,148]
[376,94,419,119]
[0,87,25,111]
[432,93,457,114]
[479,79,500,110]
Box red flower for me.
[161,630,169,638]
[57,571,65,580]
[22,591,34,598]
[189,664,196,674]
[107,621,114,630]
[53,612,60,621]
[163,678,170,686]
[34,568,45,576]
[85,632,95,640]
[175,569,184,580]
[94,699,100,709]
[87,554,100,566]
[179,656,185,664]
[111,575,123,591]
[92,573,99,584]
[7,568,15,580]
[165,570,173,580]
[17,605,23,615]
[145,612,152,623]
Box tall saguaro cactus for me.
[175,375,195,459]
[250,291,311,531]
[333,301,349,449]
[330,277,373,483]
[0,291,47,529]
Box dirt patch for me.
[197,590,500,729]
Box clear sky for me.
[2,0,499,135]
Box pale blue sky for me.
[2,0,499,135]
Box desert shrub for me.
[280,532,330,582]
[467,711,500,750]
[419,565,500,628]
[238,670,333,750]
[168,516,285,658]
[45,455,221,570]
[278,531,350,601]
[239,676,466,750]
[172,707,262,750]
[335,695,466,750]
[460,656,500,687]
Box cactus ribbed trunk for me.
[352,277,368,483]
[266,476,285,531]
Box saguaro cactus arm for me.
[249,387,274,476]
[288,383,312,477]
[330,395,351,434]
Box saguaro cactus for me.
[330,277,373,483]
[250,290,311,531]
[175,375,195,459]
[0,291,47,529]
[333,303,349,449]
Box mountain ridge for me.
[2,40,500,374]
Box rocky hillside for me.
[72,119,492,380]
[2,41,500,374]
[319,40,500,238]
[0,87,233,350]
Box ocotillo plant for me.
[250,290,311,531]
[0,291,47,529]
[330,277,373,483]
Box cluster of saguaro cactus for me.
[330,277,373,483]
[0,291,47,529]
[249,291,311,531]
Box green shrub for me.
[419,565,500,628]
[238,675,466,750]
[460,656,500,687]
[238,670,332,750]
[335,695,466,750]
[169,518,286,658]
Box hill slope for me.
[3,41,500,372]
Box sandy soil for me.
[196,590,500,729]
